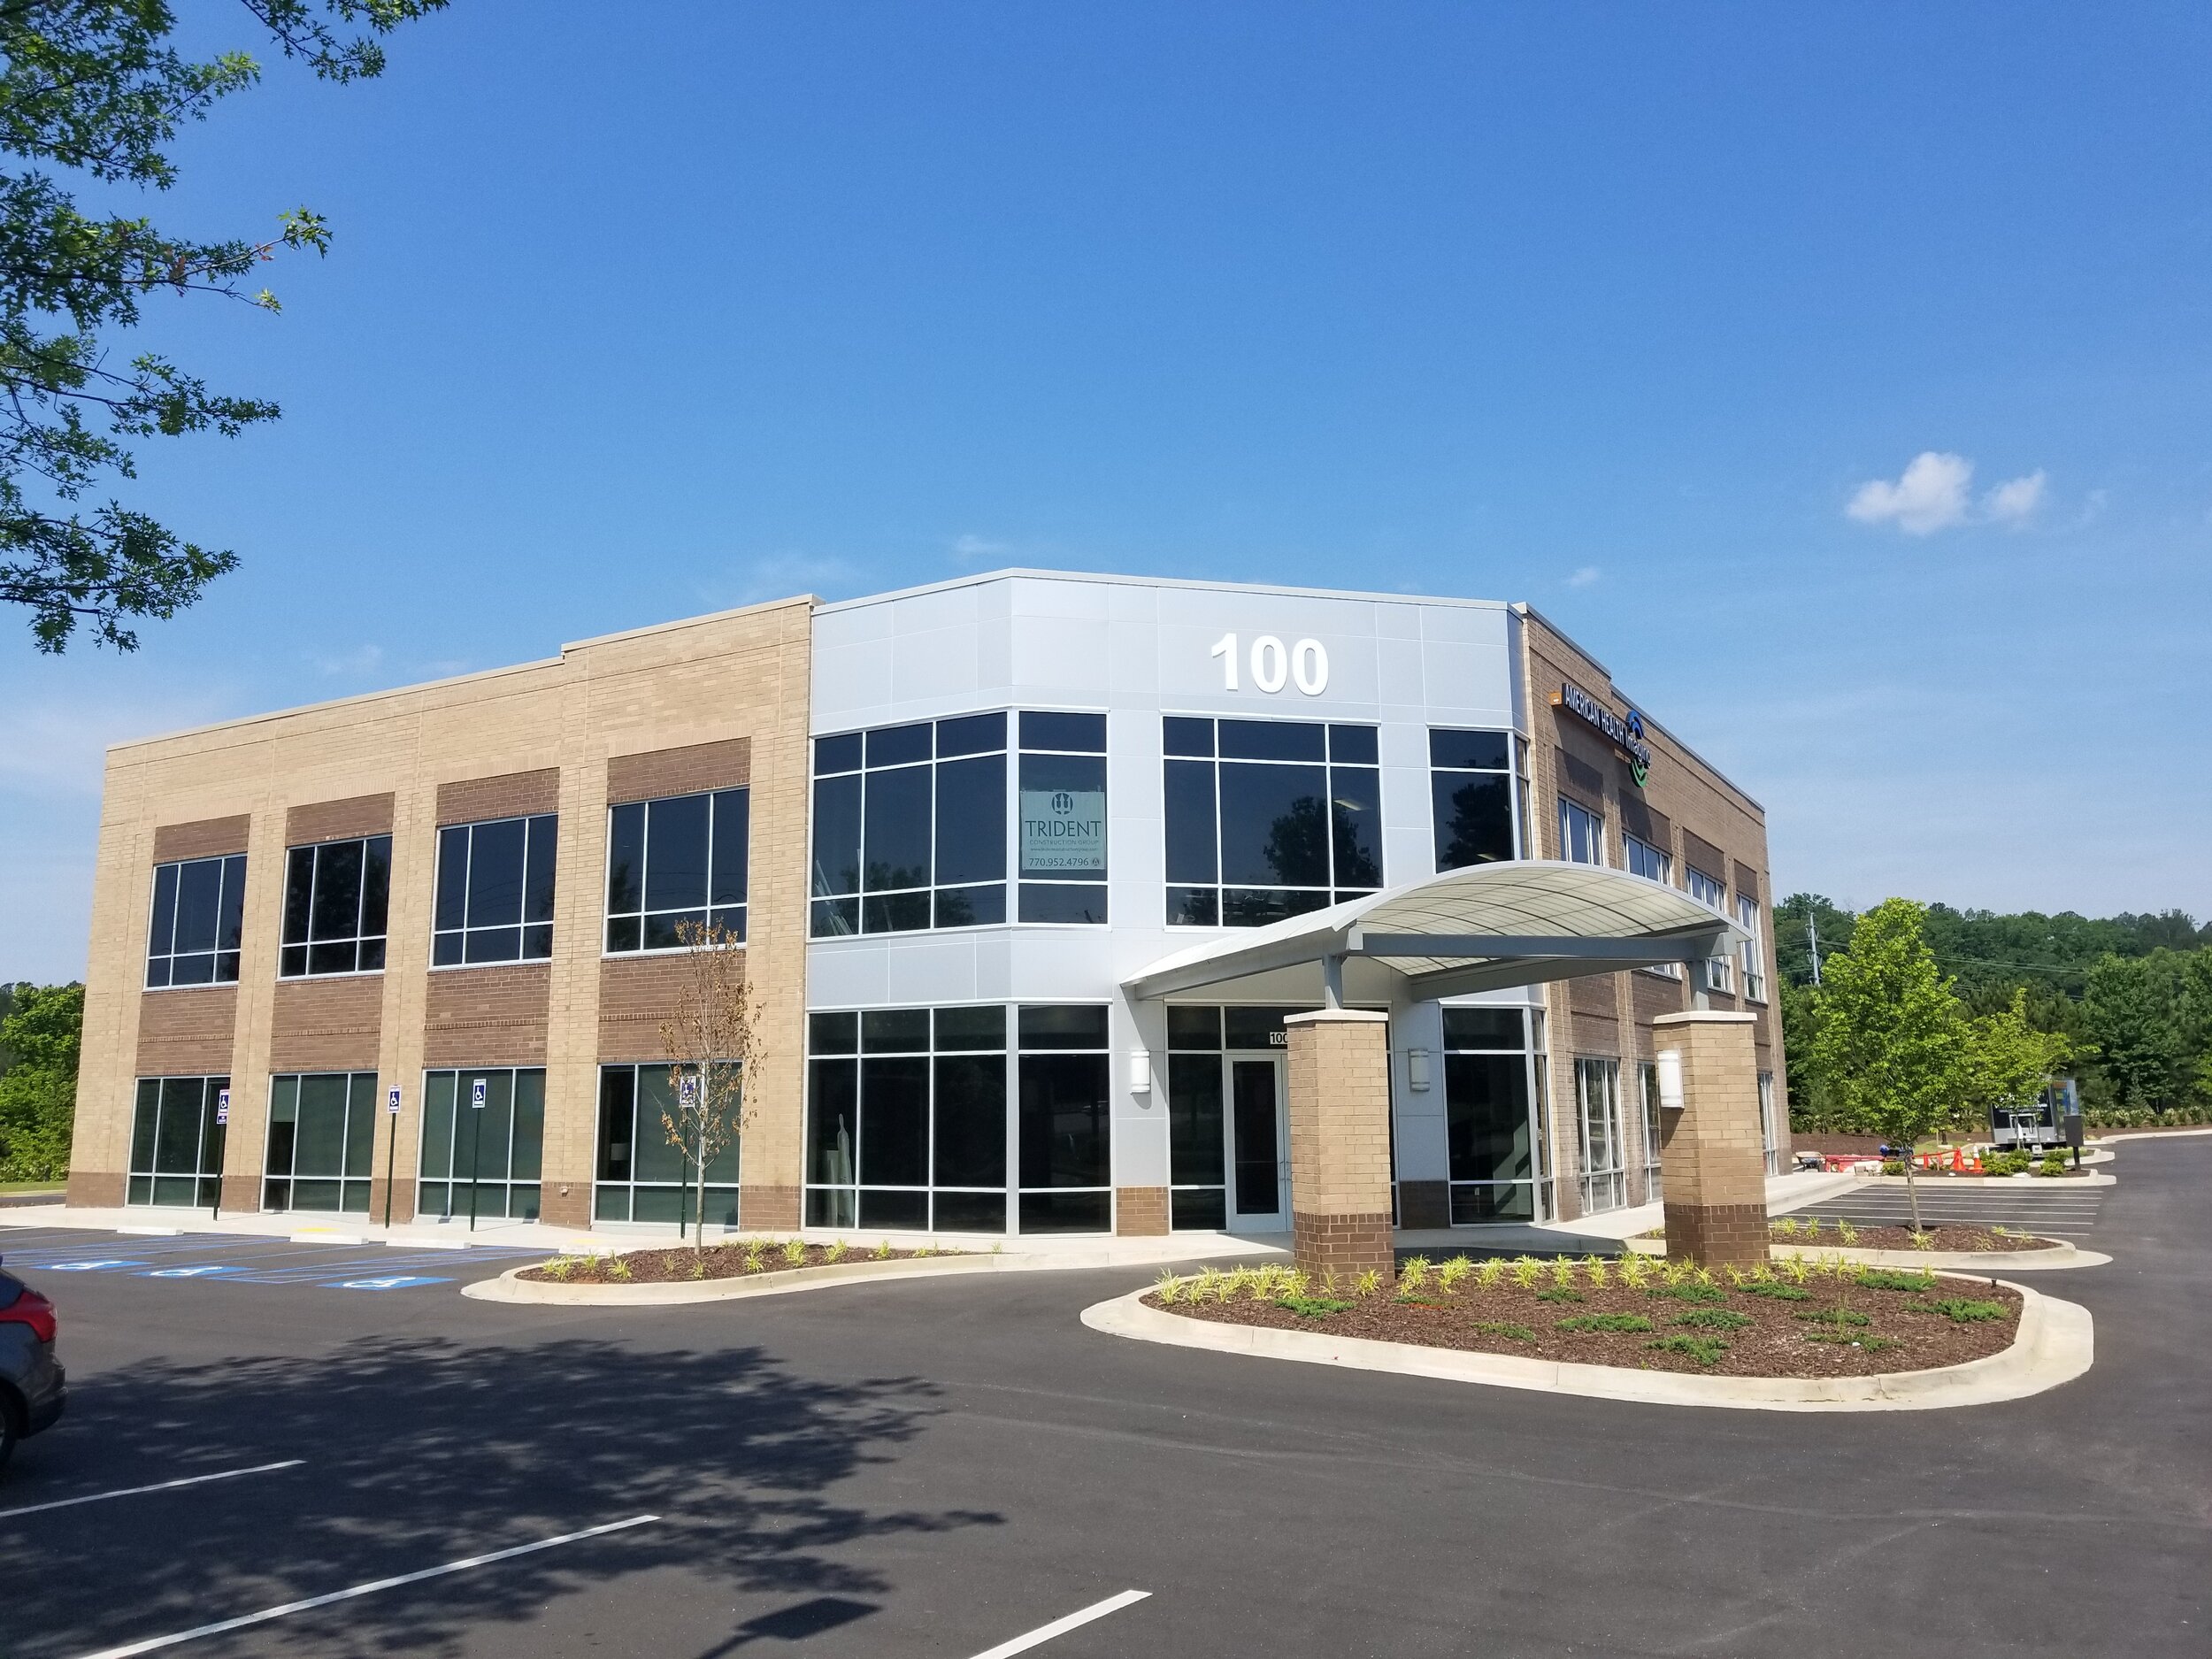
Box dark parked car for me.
[0,1258,65,1468]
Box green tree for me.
[1966,988,2075,1127]
[1809,898,1975,1233]
[2083,952,2192,1110]
[0,980,81,1180]
[0,0,443,651]
[1773,892,1855,988]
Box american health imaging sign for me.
[1020,789,1106,872]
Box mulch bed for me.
[1148,1270,2023,1379]
[518,1240,942,1285]
[1775,1225,2062,1253]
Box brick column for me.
[1653,1010,1767,1268]
[1285,1009,1394,1279]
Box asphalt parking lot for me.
[1789,1181,2106,1233]
[4,1138,2206,1659]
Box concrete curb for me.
[1621,1237,2108,1271]
[2089,1127,2212,1142]
[1079,1274,2093,1413]
[1851,1171,2116,1188]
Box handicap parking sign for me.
[330,1275,453,1292]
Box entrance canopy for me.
[1122,861,1742,1006]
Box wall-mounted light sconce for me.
[1656,1049,1685,1112]
[1128,1050,1152,1096]
[1408,1048,1432,1092]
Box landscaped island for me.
[518,1238,951,1286]
[1144,1256,2024,1379]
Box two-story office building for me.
[68,570,1785,1238]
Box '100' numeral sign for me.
[1210,633,1329,695]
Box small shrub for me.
[1471,1320,1536,1341]
[1615,1253,1653,1289]
[1796,1307,1871,1327]
[1534,1286,1585,1304]
[1193,1267,1223,1302]
[872,1239,893,1260]
[1283,1269,1310,1301]
[743,1240,767,1271]
[1557,1312,1654,1333]
[1437,1256,1473,1294]
[1855,1269,1936,1292]
[1549,1256,1579,1289]
[1739,1279,1812,1302]
[1837,1219,1860,1247]
[1881,1159,1906,1176]
[1397,1256,1432,1295]
[1646,1333,1726,1366]
[1155,1271,1182,1304]
[1927,1296,2008,1324]
[1509,1255,1544,1289]
[607,1257,633,1281]
[1582,1254,1612,1289]
[2036,1155,2072,1178]
[1908,1230,1937,1253]
[542,1256,572,1281]
[826,1240,849,1263]
[1772,1216,1799,1239]
[1647,1281,1727,1304]
[1672,1308,1753,1331]
[1782,1256,1815,1285]
[1476,1256,1508,1290]
[1320,1268,1341,1297]
[1799,1216,1822,1239]
[687,1253,708,1279]
[783,1238,808,1266]
[1277,1295,1353,1317]
[1659,1256,1692,1288]
[1356,1269,1384,1297]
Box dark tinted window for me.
[606,790,748,952]
[811,715,1010,938]
[280,836,392,977]
[1430,728,1511,771]
[146,853,246,987]
[1430,728,1518,872]
[1019,710,1106,752]
[432,816,556,966]
[1164,718,1379,926]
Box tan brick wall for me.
[72,596,816,1218]
[1285,1010,1394,1276]
[1654,1010,1769,1268]
[595,955,695,1063]
[1114,1186,1168,1236]
[268,977,384,1071]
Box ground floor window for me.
[1637,1060,1664,1204]
[127,1075,227,1207]
[265,1072,378,1213]
[1758,1071,1779,1176]
[1442,1008,1539,1222]
[803,1002,1111,1234]
[1164,1006,1294,1230]
[417,1068,544,1221]
[1575,1056,1625,1214]
[595,1063,740,1226]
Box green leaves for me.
[0,981,81,1180]
[0,1,441,650]
[1809,898,1978,1148]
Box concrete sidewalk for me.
[1393,1168,1864,1257]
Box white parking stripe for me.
[966,1590,1152,1658]
[69,1514,660,1659]
[0,1460,305,1520]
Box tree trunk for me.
[694,1112,707,1254]
[1902,1152,1924,1233]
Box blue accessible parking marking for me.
[41,1259,150,1271]
[329,1275,454,1291]
[139,1264,243,1279]
[1,1227,537,1293]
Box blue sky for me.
[5,3,2208,981]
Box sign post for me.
[467,1077,487,1233]
[211,1087,230,1219]
[383,1086,402,1229]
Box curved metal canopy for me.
[1121,860,1743,1005]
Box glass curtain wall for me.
[1440,1008,1538,1221]
[417,1069,545,1221]
[1017,1005,1111,1232]
[595,1064,740,1225]
[1637,1060,1664,1204]
[803,1006,1009,1232]
[1163,717,1380,926]
[1428,729,1518,871]
[1165,1006,1301,1230]
[127,1076,227,1206]
[1575,1057,1626,1213]
[263,1072,378,1212]
[810,713,1008,936]
[605,789,749,950]
[145,855,246,987]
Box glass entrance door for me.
[1229,1057,1286,1227]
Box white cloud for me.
[1847,451,1973,534]
[1982,469,2047,526]
[1566,565,1601,588]
[951,534,1010,562]
[312,643,386,677]
[1847,451,2049,534]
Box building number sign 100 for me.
[1210,633,1329,695]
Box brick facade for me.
[1114,1186,1169,1236]
[71,597,815,1227]
[1653,1011,1770,1269]
[1286,1010,1395,1278]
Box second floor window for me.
[1686,864,1732,993]
[606,788,749,952]
[1430,728,1517,871]
[434,815,556,966]
[1738,893,1767,1002]
[810,712,1009,937]
[146,853,246,987]
[1164,716,1379,927]
[1624,833,1671,884]
[281,836,391,977]
[1558,798,1604,865]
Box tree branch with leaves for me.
[0,0,444,651]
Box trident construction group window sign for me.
[1020,787,1106,872]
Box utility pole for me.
[1807,909,1823,987]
